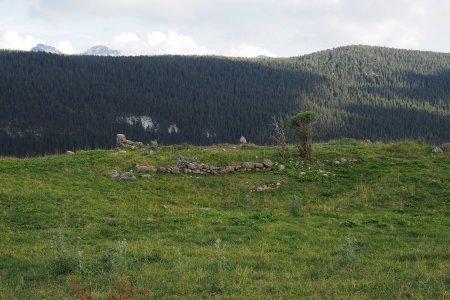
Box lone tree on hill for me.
[289,111,316,158]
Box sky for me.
[0,0,449,57]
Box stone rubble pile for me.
[167,157,275,175]
[108,158,275,179]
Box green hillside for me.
[0,140,449,298]
[1,45,450,156]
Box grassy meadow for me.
[0,140,449,299]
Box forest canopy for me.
[1,45,449,156]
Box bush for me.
[97,239,128,273]
[289,111,316,158]
[48,233,76,275]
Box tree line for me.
[0,45,449,156]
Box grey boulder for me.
[117,172,136,180]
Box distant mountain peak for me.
[255,55,270,59]
[83,45,121,56]
[31,44,62,55]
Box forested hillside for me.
[1,45,450,156]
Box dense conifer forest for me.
[1,45,449,156]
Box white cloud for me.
[109,30,214,56]
[230,44,277,58]
[146,32,167,47]
[3,0,450,56]
[325,18,423,50]
[0,30,44,50]
[113,32,141,43]
[57,40,75,54]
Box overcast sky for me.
[0,0,449,57]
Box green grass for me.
[0,140,449,299]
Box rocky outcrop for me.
[240,136,247,144]
[439,143,450,152]
[432,147,443,153]
[116,134,127,147]
[116,134,144,149]
[432,143,450,153]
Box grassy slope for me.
[0,140,449,299]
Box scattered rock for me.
[108,170,120,178]
[170,167,180,174]
[432,143,450,153]
[150,140,158,146]
[340,158,347,163]
[116,133,145,149]
[118,150,127,154]
[251,181,282,192]
[117,171,136,180]
[116,134,127,147]
[142,149,156,155]
[254,163,264,169]
[241,162,254,169]
[221,166,235,173]
[277,164,285,171]
[135,164,156,173]
[334,160,341,165]
[186,162,196,170]
[239,136,247,144]
[439,143,450,152]
[364,139,371,143]
[157,167,167,173]
[177,156,199,167]
[432,147,443,153]
[262,159,274,168]
[66,150,75,155]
